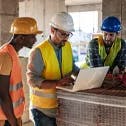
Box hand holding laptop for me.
[56,66,109,92]
[56,75,74,87]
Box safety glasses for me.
[54,28,73,38]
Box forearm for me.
[40,80,57,89]
[0,95,18,126]
[116,53,126,72]
[0,75,18,126]
[39,75,74,89]
[27,72,45,88]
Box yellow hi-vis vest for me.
[98,36,121,66]
[30,40,73,108]
[0,44,25,120]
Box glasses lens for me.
[61,33,69,37]
[55,28,73,38]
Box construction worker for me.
[85,16,126,74]
[27,12,80,126]
[0,17,42,126]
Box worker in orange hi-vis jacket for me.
[0,17,42,126]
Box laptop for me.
[56,66,109,92]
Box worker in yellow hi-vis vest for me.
[27,12,80,126]
[82,16,126,74]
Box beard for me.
[57,40,66,48]
[104,40,113,46]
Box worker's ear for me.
[51,27,55,34]
[14,35,24,43]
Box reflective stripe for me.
[9,82,23,91]
[31,89,57,99]
[13,97,25,108]
[0,44,25,120]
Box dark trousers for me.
[31,109,57,126]
[4,121,10,126]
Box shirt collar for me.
[48,36,61,50]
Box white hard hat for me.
[50,12,75,32]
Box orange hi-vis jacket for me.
[0,43,25,120]
[30,40,73,109]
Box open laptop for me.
[56,66,109,92]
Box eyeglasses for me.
[55,28,73,38]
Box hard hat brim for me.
[10,30,43,34]
[50,23,75,32]
[36,30,43,34]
